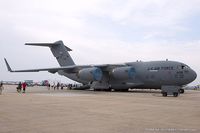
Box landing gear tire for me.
[94,89,101,91]
[105,89,112,92]
[114,89,128,92]
[114,89,120,92]
[162,92,167,97]
[173,92,178,97]
[179,89,184,94]
[121,89,129,92]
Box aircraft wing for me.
[4,58,144,87]
[4,58,125,73]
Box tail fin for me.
[25,40,75,66]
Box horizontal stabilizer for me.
[25,40,72,51]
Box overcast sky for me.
[0,0,200,85]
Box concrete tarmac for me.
[0,85,200,133]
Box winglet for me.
[4,58,13,72]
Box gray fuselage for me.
[58,60,197,90]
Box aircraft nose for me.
[191,69,197,81]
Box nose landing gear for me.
[161,85,181,97]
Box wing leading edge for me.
[4,58,123,73]
[4,58,127,73]
[4,58,79,73]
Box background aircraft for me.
[4,41,197,96]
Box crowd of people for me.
[16,81,76,92]
[47,82,61,90]
[47,82,70,90]
[0,81,27,95]
[16,82,27,93]
[46,82,80,90]
[0,81,81,95]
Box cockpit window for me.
[180,65,190,69]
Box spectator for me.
[57,82,60,90]
[17,82,22,93]
[0,81,4,95]
[22,82,27,93]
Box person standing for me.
[46,82,50,90]
[61,83,64,90]
[0,82,4,95]
[47,83,51,90]
[57,82,60,90]
[17,82,22,93]
[53,82,56,90]
[22,82,27,93]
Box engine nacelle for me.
[111,66,136,80]
[78,67,103,81]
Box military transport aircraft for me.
[4,41,197,96]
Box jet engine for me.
[78,67,103,81]
[111,66,136,80]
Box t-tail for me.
[25,40,75,66]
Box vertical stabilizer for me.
[25,40,75,66]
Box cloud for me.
[94,0,200,26]
[0,0,199,85]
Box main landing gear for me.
[179,89,185,94]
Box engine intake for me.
[78,67,103,81]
